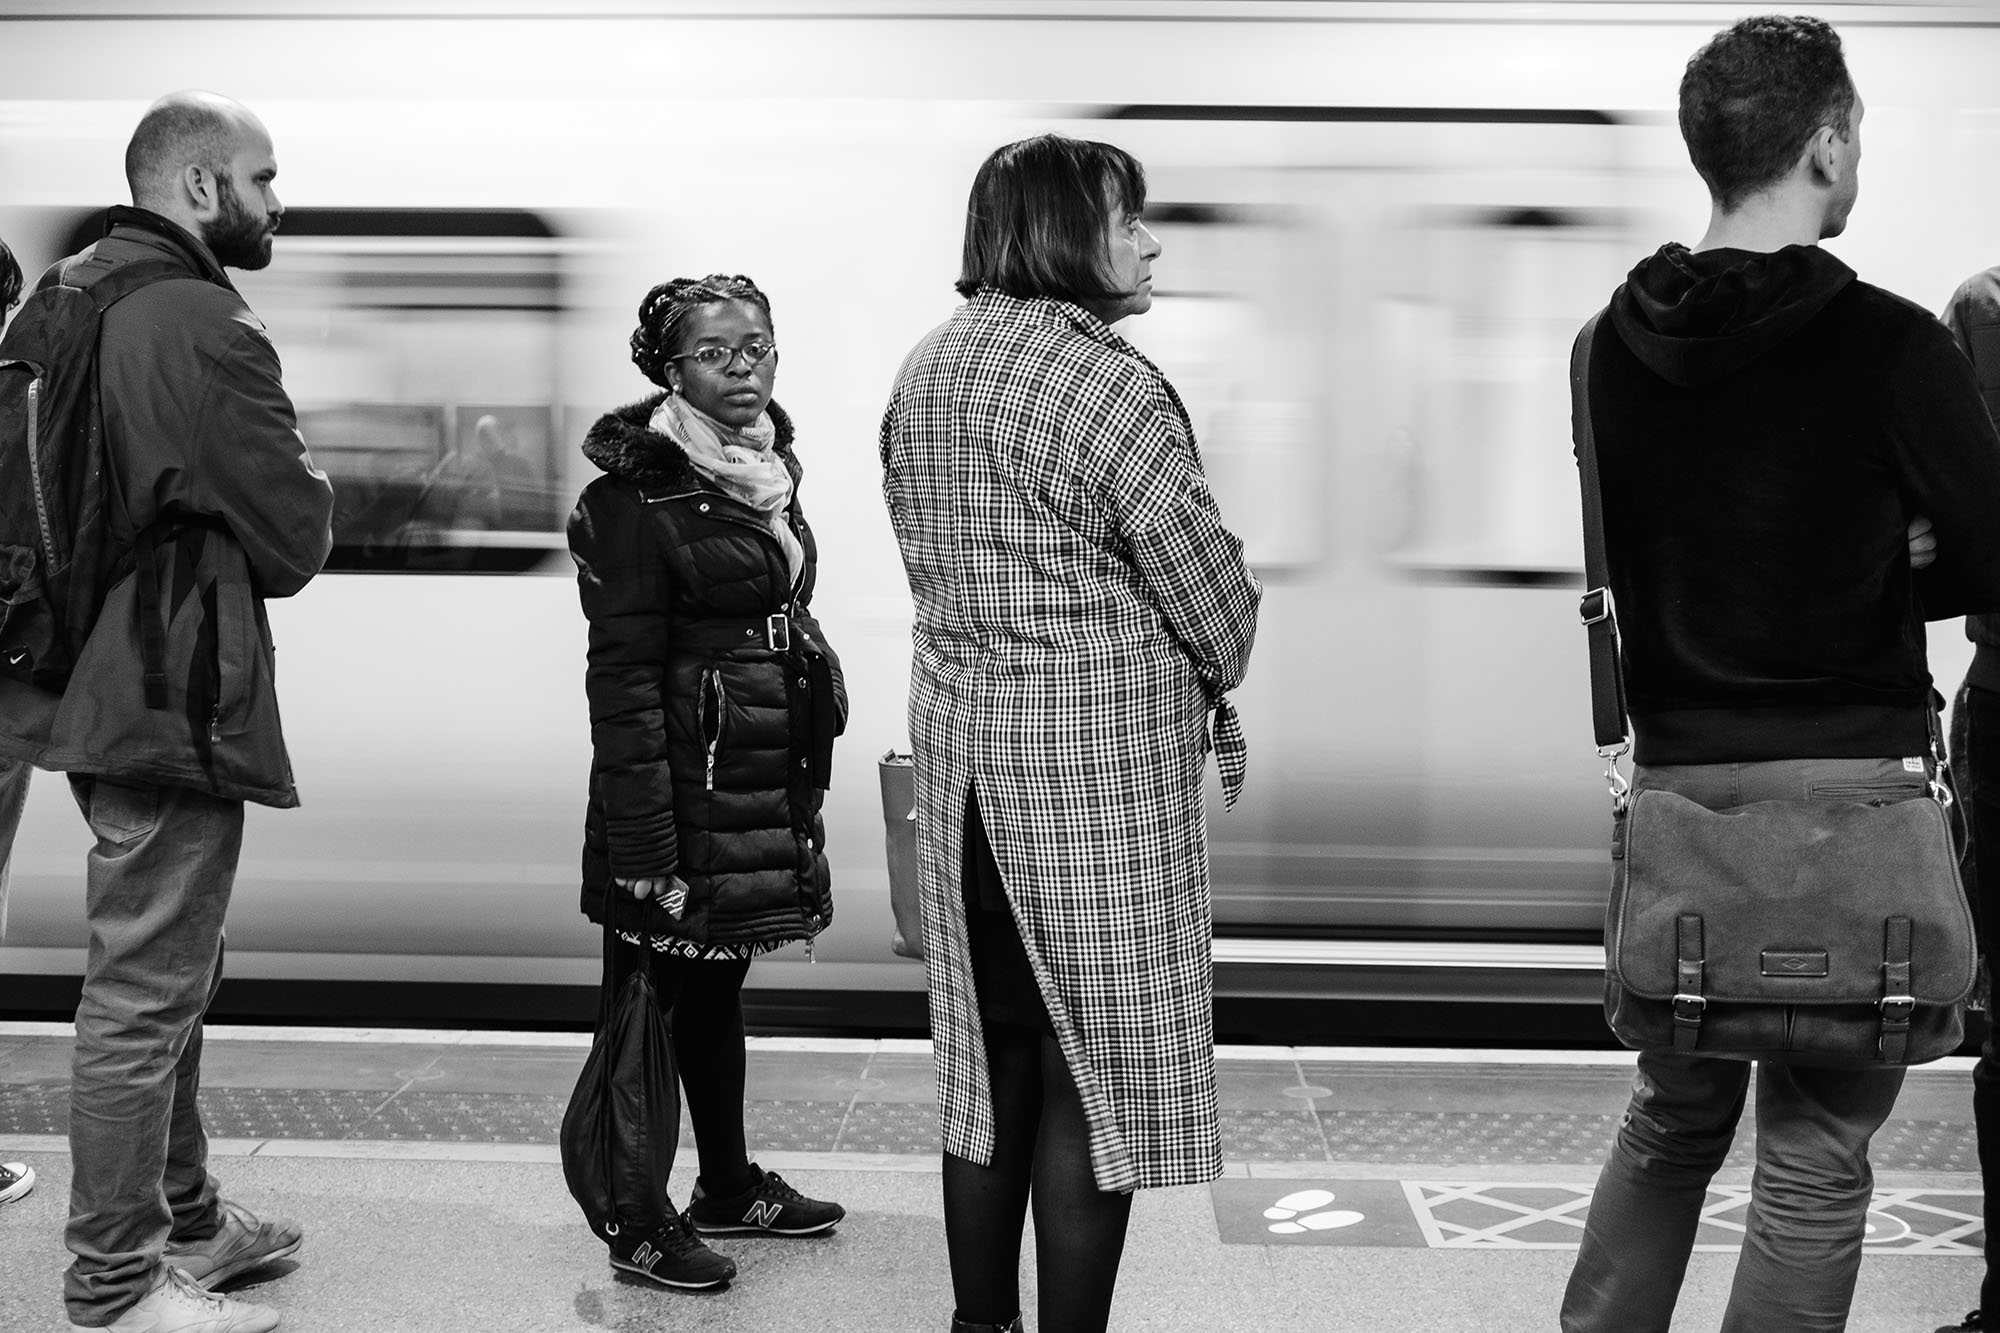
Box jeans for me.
[1560,755,1916,1333]
[61,774,242,1326]
[1953,683,2000,1317]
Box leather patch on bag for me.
[1760,949,1829,978]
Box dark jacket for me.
[1585,242,2000,764]
[568,394,845,946]
[1945,268,2000,691]
[0,207,333,806]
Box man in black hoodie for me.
[1561,17,2000,1333]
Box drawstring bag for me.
[560,910,681,1243]
[880,750,923,958]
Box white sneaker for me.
[0,1160,33,1203]
[69,1266,280,1333]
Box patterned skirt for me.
[617,931,784,963]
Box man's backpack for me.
[0,254,180,696]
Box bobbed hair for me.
[956,134,1146,303]
[0,237,22,314]
[1680,15,1857,213]
[125,93,244,210]
[629,274,775,389]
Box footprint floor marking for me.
[1263,1188,1367,1235]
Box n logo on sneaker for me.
[744,1200,784,1228]
[630,1241,661,1273]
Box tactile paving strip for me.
[0,1083,1979,1170]
[0,1084,945,1154]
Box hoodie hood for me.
[1609,242,1856,387]
[581,391,799,492]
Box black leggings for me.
[610,936,760,1201]
[945,792,1134,1332]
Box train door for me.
[1102,109,1655,964]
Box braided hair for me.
[630,273,774,389]
[0,236,22,315]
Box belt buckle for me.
[765,612,791,652]
[1879,994,1917,1023]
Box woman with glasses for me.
[880,137,1262,1333]
[567,272,847,1292]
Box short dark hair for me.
[124,94,239,208]
[0,237,21,315]
[956,134,1146,303]
[629,274,773,389]
[1680,15,1857,213]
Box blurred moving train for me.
[0,0,1995,1035]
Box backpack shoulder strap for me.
[1572,308,1631,757]
[60,254,187,712]
[59,255,187,314]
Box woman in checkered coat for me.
[880,136,1261,1333]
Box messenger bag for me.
[1573,310,1975,1066]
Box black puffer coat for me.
[568,394,844,947]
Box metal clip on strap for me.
[1928,713,1955,809]
[765,611,791,652]
[1603,750,1631,813]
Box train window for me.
[1371,206,1633,583]
[118,207,571,574]
[1120,204,1322,573]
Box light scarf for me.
[650,393,804,587]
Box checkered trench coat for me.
[879,290,1261,1191]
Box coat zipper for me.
[701,667,726,791]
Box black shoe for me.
[608,1211,736,1290]
[687,1163,844,1236]
[1938,1313,1986,1333]
[951,1316,1024,1333]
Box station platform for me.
[0,1021,1984,1332]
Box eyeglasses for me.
[1119,216,1157,246]
[672,340,777,370]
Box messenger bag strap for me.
[1879,916,1916,1062]
[1673,913,1706,1051]
[1571,309,1631,762]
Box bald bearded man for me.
[0,91,332,1333]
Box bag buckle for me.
[1879,994,1916,1023]
[1579,586,1613,626]
[765,612,791,652]
[1671,993,1706,1021]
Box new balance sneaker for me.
[70,1265,279,1333]
[608,1210,737,1290]
[688,1164,844,1236]
[0,1160,33,1204]
[165,1199,302,1288]
[1937,1313,1987,1333]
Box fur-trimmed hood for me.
[580,391,800,493]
